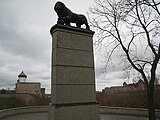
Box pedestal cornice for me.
[50,24,95,36]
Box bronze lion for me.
[54,1,90,30]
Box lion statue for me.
[54,1,90,30]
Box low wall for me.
[100,106,160,118]
[0,106,49,119]
[0,93,37,106]
[0,106,160,119]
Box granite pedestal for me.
[49,24,100,120]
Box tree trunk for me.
[147,84,156,120]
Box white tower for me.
[18,71,27,82]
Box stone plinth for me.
[49,24,100,120]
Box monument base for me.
[49,104,100,120]
[49,24,100,120]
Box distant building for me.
[15,71,44,96]
[97,80,160,108]
[18,71,27,82]
[102,79,146,93]
[41,88,46,97]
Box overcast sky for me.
[0,0,131,93]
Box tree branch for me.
[135,0,157,56]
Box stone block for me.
[52,31,93,51]
[51,24,94,37]
[52,48,94,67]
[51,66,95,85]
[51,85,96,104]
[49,24,100,120]
[49,104,100,120]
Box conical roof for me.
[18,71,27,78]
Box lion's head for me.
[54,1,66,17]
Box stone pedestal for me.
[49,24,100,120]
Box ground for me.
[3,113,160,120]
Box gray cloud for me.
[0,0,54,93]
[0,0,137,93]
[0,0,101,93]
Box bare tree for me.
[89,0,160,120]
